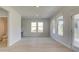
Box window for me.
[57,16,64,36]
[73,14,79,47]
[38,22,43,32]
[31,22,43,32]
[31,22,36,32]
[52,20,55,34]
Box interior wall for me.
[1,7,21,46]
[50,6,79,51]
[0,8,8,16]
[22,18,50,37]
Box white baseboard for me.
[9,38,21,46]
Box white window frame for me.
[31,22,37,32]
[72,14,79,47]
[57,16,64,36]
[31,22,43,33]
[38,22,43,32]
[52,19,56,34]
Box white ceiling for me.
[11,6,63,18]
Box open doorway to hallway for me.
[0,17,8,47]
[0,8,8,47]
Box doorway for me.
[72,14,79,51]
[0,17,8,47]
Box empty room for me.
[0,6,79,52]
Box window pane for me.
[31,26,36,32]
[31,22,36,32]
[74,21,79,40]
[38,27,43,32]
[38,22,43,27]
[38,22,43,32]
[52,20,55,34]
[31,22,36,26]
[73,14,79,48]
[58,20,63,36]
[57,16,63,36]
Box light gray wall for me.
[50,6,79,51]
[22,18,50,37]
[1,6,21,46]
[0,8,8,16]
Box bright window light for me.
[31,22,36,32]
[73,14,79,48]
[57,16,64,36]
[38,22,43,32]
[52,20,55,34]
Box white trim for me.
[51,36,72,49]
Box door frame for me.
[71,14,79,51]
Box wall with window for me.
[50,7,79,51]
[22,18,50,37]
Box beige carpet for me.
[0,37,72,52]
